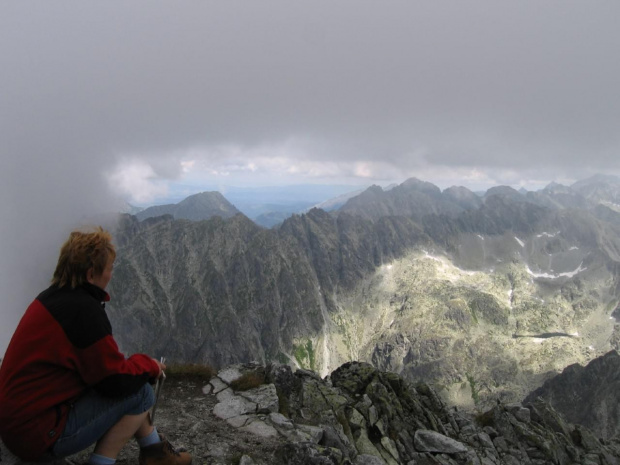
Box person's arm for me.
[71,306,161,397]
[81,335,161,397]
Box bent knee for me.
[138,383,156,411]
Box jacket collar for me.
[82,282,111,302]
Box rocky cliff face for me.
[108,176,620,412]
[108,209,431,368]
[524,350,620,440]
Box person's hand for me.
[153,358,167,379]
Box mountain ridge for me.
[108,173,620,413]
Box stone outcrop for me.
[3,361,620,464]
[203,361,620,464]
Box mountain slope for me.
[109,210,432,367]
[136,191,241,222]
[524,350,620,439]
[109,175,620,411]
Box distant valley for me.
[109,174,620,410]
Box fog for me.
[2,1,620,353]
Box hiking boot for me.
[138,434,192,465]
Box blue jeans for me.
[50,383,155,458]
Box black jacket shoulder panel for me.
[38,285,112,349]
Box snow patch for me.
[569,246,579,251]
[477,234,484,240]
[514,236,525,247]
[421,250,442,263]
[526,262,586,280]
[536,231,560,238]
[418,251,478,281]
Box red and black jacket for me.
[0,283,160,460]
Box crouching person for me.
[0,228,191,465]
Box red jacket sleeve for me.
[75,334,160,397]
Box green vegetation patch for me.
[293,339,316,371]
[466,372,480,406]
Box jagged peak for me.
[363,184,385,194]
[400,177,442,196]
[543,181,572,193]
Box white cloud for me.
[107,159,170,204]
[180,160,195,173]
[176,142,407,186]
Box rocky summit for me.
[4,361,620,465]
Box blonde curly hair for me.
[52,227,116,289]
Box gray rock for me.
[201,384,212,395]
[226,414,251,428]
[205,442,230,458]
[354,454,387,465]
[215,387,234,402]
[414,430,468,454]
[274,442,341,465]
[208,376,229,394]
[501,455,522,465]
[348,408,367,429]
[514,408,531,423]
[297,424,324,443]
[476,432,495,450]
[240,418,278,438]
[217,367,243,384]
[320,425,356,461]
[380,436,400,461]
[268,412,294,430]
[492,436,509,453]
[213,395,256,420]
[582,454,601,465]
[239,383,279,413]
[505,403,531,423]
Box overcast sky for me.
[2,1,620,353]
